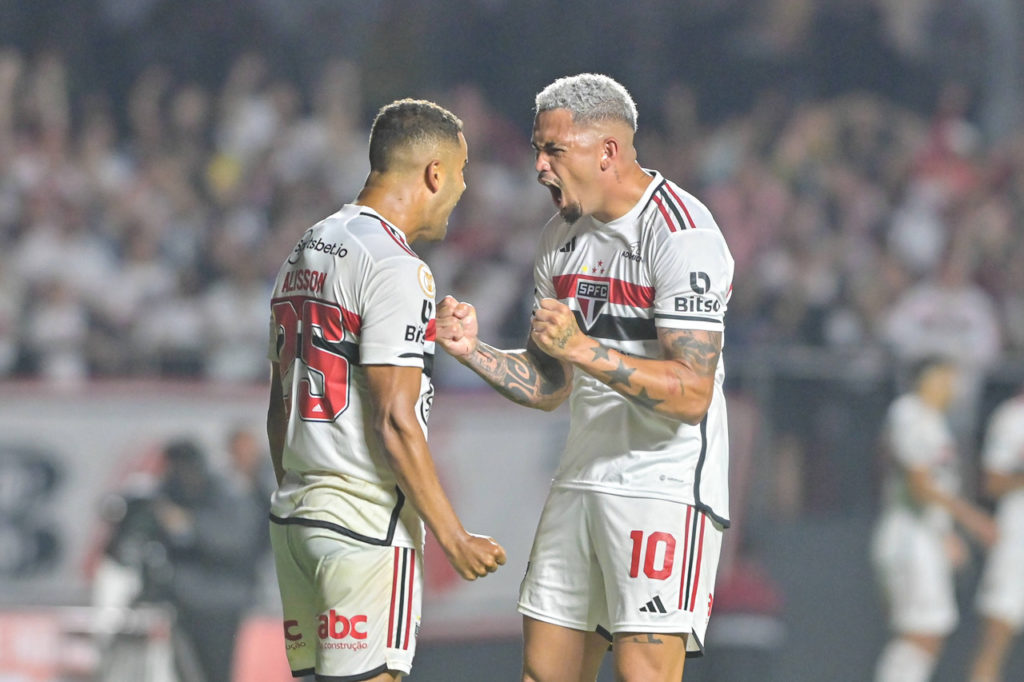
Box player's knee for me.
[612,638,687,682]
[521,656,574,682]
[520,665,549,682]
[612,657,684,682]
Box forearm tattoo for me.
[605,358,636,388]
[469,341,570,407]
[583,329,721,413]
[632,387,664,410]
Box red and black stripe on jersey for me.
[553,274,656,342]
[647,179,697,233]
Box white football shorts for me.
[518,486,723,656]
[871,511,957,635]
[976,507,1024,629]
[269,521,422,679]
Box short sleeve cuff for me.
[359,343,424,368]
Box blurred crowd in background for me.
[2,0,1024,389]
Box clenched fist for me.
[530,298,587,361]
[436,295,479,360]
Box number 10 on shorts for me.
[628,530,676,580]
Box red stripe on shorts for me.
[388,546,400,648]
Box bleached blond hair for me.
[534,73,638,131]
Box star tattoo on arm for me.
[630,387,664,410]
[606,358,636,387]
[589,344,612,362]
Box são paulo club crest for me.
[575,278,609,330]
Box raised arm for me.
[366,363,506,580]
[436,295,573,411]
[530,297,721,424]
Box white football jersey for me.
[268,205,437,549]
[981,395,1024,532]
[880,393,960,531]
[534,171,734,525]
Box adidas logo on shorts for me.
[639,596,667,614]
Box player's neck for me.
[355,181,426,242]
[591,162,653,224]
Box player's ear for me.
[600,138,618,171]
[424,159,442,193]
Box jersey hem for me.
[315,663,392,681]
[270,485,409,546]
[654,317,724,332]
[359,346,424,367]
[549,481,730,527]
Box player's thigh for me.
[976,534,1024,631]
[612,631,688,682]
[314,542,422,679]
[518,488,605,632]
[274,523,422,679]
[875,518,957,635]
[590,494,723,655]
[522,615,608,682]
[270,522,318,676]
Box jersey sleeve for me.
[652,229,734,332]
[359,256,435,367]
[982,403,1024,474]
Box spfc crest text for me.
[575,279,609,330]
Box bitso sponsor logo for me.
[675,271,718,314]
[689,271,710,294]
[673,295,720,314]
[575,278,609,330]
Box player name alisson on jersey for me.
[282,268,327,295]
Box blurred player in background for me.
[969,385,1024,682]
[266,99,506,682]
[438,73,734,682]
[871,356,998,682]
